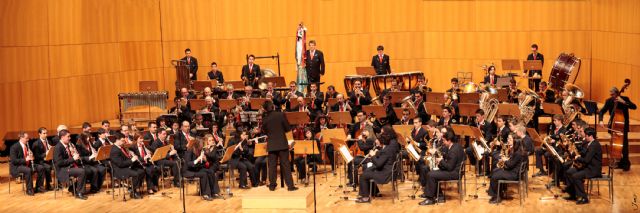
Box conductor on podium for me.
[261,101,298,191]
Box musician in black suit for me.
[128,135,160,194]
[397,108,414,125]
[93,128,112,150]
[414,92,431,124]
[348,80,372,117]
[465,109,496,176]
[10,132,44,195]
[347,126,376,187]
[181,48,198,80]
[514,125,535,156]
[525,44,544,91]
[221,84,239,100]
[241,54,261,88]
[263,82,284,111]
[540,81,556,103]
[53,130,88,200]
[207,62,224,83]
[437,106,458,126]
[173,121,195,160]
[370,45,391,75]
[306,82,324,119]
[507,79,522,104]
[262,101,298,191]
[564,127,602,204]
[109,133,144,199]
[599,86,637,171]
[100,120,117,136]
[330,94,351,112]
[144,122,159,142]
[150,129,181,188]
[75,133,105,194]
[534,115,566,177]
[355,126,400,203]
[483,66,499,87]
[304,40,325,83]
[184,137,217,201]
[32,127,53,191]
[227,130,257,189]
[487,133,526,204]
[419,130,465,205]
[284,81,304,111]
[491,116,511,169]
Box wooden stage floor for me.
[0,162,638,213]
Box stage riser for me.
[241,187,313,210]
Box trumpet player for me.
[564,127,601,205]
[32,127,53,191]
[76,133,105,194]
[130,134,160,194]
[285,81,304,111]
[507,79,521,104]
[110,133,145,199]
[348,80,372,114]
[355,126,400,203]
[307,82,324,116]
[487,133,526,204]
[184,137,219,200]
[54,129,88,200]
[330,93,351,112]
[465,109,495,176]
[150,129,182,188]
[262,82,283,111]
[419,130,465,206]
[10,132,45,195]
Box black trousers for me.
[466,147,490,176]
[157,159,181,184]
[204,165,221,195]
[565,167,589,198]
[187,169,211,196]
[142,164,160,190]
[488,168,518,197]
[254,156,268,182]
[68,167,87,193]
[118,167,145,191]
[358,166,384,197]
[423,170,457,198]
[294,154,320,180]
[38,162,53,187]
[268,150,294,188]
[348,156,366,184]
[85,164,106,191]
[17,165,44,191]
[324,144,335,171]
[230,158,256,187]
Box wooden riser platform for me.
[241,186,313,210]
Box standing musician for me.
[285,81,304,111]
[534,115,565,178]
[355,126,400,203]
[348,80,372,117]
[109,133,145,199]
[150,129,182,188]
[54,129,88,200]
[525,44,544,91]
[487,133,526,204]
[241,54,261,88]
[306,82,324,120]
[347,125,376,187]
[419,130,465,205]
[130,134,160,195]
[599,86,637,171]
[207,62,224,84]
[32,127,53,191]
[304,40,325,84]
[371,45,391,75]
[438,106,457,126]
[466,109,495,176]
[261,101,298,191]
[564,127,602,204]
[10,132,45,195]
[76,133,105,194]
[507,79,521,104]
[181,48,198,80]
[483,65,499,87]
[184,137,220,200]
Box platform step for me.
[242,186,313,210]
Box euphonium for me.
[518,88,539,124]
[479,87,500,123]
[401,95,417,114]
[562,83,584,127]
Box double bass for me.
[606,79,631,161]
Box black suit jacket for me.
[241,64,261,82]
[577,139,603,178]
[262,111,292,152]
[53,143,80,182]
[411,127,428,150]
[32,138,50,164]
[496,126,510,143]
[109,145,136,179]
[483,74,499,86]
[181,56,198,80]
[207,70,224,83]
[9,143,30,177]
[472,120,495,142]
[438,143,465,177]
[305,50,325,80]
[173,131,193,158]
[371,54,391,75]
[526,53,544,76]
[129,144,152,166]
[503,151,525,173]
[143,132,157,142]
[369,139,399,183]
[599,96,637,125]
[306,91,324,112]
[522,135,535,155]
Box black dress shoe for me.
[563,196,577,201]
[489,197,500,204]
[45,185,53,191]
[89,188,100,194]
[202,195,213,201]
[419,193,427,198]
[26,190,35,196]
[436,196,445,203]
[355,197,371,203]
[75,193,88,200]
[36,187,46,193]
[269,186,276,191]
[576,197,589,205]
[288,187,299,191]
[418,198,436,206]
[131,192,142,199]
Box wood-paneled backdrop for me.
[0,0,638,139]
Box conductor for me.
[262,101,298,191]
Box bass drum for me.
[549,53,581,91]
[344,75,371,93]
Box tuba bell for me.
[562,83,584,126]
[401,95,417,114]
[518,88,539,124]
[479,84,499,123]
[258,69,276,90]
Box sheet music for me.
[472,143,485,160]
[406,143,420,161]
[338,145,353,163]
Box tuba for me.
[258,68,276,90]
[562,83,584,127]
[518,88,539,124]
[401,95,417,114]
[479,84,499,123]
[371,96,382,105]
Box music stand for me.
[327,98,338,108]
[320,128,348,144]
[219,99,237,111]
[428,92,445,104]
[289,98,313,109]
[395,132,408,147]
[523,60,543,72]
[496,89,509,102]
[250,98,270,110]
[139,81,159,92]
[327,112,352,127]
[190,99,206,111]
[501,59,521,72]
[261,76,286,87]
[285,112,310,126]
[151,145,170,163]
[542,103,564,115]
[192,81,212,92]
[392,125,413,138]
[458,103,480,118]
[330,138,352,163]
[389,91,411,104]
[362,105,386,119]
[355,67,376,76]
[294,140,320,155]
[253,143,268,157]
[424,102,443,116]
[95,145,112,163]
[458,93,480,104]
[497,103,520,117]
[451,124,476,138]
[393,108,416,120]
[527,128,543,146]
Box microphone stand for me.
[312,140,317,213]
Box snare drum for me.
[344,75,371,93]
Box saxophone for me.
[496,143,512,169]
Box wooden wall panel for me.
[49,43,122,78]
[0,46,49,83]
[48,0,118,45]
[21,80,52,131]
[0,0,48,46]
[115,0,162,42]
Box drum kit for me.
[344,71,425,95]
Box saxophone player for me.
[465,109,495,177]
[419,130,465,205]
[355,126,400,203]
[564,127,601,204]
[487,133,526,204]
[10,132,45,195]
[109,133,145,199]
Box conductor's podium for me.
[241,186,313,210]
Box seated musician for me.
[32,127,53,191]
[313,115,336,171]
[356,126,400,203]
[382,94,399,125]
[240,85,259,111]
[191,114,211,135]
[130,134,160,195]
[293,128,322,184]
[157,117,170,132]
[262,82,284,111]
[419,130,465,205]
[490,116,511,169]
[203,134,222,197]
[241,54,261,88]
[507,79,521,104]
[539,81,556,103]
[227,130,258,189]
[397,108,413,125]
[446,78,461,94]
[169,122,180,136]
[109,133,145,199]
[223,84,238,100]
[290,96,310,113]
[324,85,339,107]
[101,120,117,136]
[564,127,602,205]
[412,75,432,93]
[465,109,495,176]
[10,132,45,195]
[174,120,195,159]
[284,81,304,110]
[443,92,460,120]
[438,106,457,126]
[54,129,88,200]
[169,97,193,123]
[202,86,213,99]
[487,133,526,204]
[184,137,219,201]
[347,111,376,187]
[144,122,159,142]
[348,80,372,115]
[120,125,134,145]
[180,87,196,107]
[93,128,112,149]
[207,62,224,84]
[251,120,269,185]
[379,78,401,102]
[306,82,324,119]
[483,66,499,87]
[330,94,351,112]
[418,124,443,189]
[76,133,105,194]
[414,91,431,124]
[201,96,219,114]
[513,124,534,156]
[150,129,182,188]
[410,117,427,171]
[534,115,565,178]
